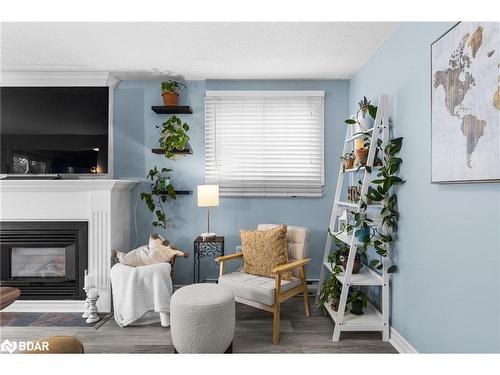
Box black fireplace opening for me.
[0,221,88,300]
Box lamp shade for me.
[197,185,219,207]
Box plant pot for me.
[159,177,171,192]
[355,148,369,166]
[162,91,179,106]
[350,300,364,315]
[342,256,362,274]
[330,298,340,312]
[345,158,354,170]
[357,227,370,242]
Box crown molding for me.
[0,71,120,87]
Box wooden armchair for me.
[216,224,311,344]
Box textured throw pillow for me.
[240,225,292,280]
[112,234,188,267]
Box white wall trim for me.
[0,71,120,87]
[0,179,138,193]
[2,300,86,313]
[389,327,418,353]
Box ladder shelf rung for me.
[343,166,380,174]
[336,266,383,286]
[345,127,374,143]
[323,299,384,328]
[332,231,352,245]
[323,262,383,286]
[335,201,359,209]
[335,201,383,211]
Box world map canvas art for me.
[432,22,500,182]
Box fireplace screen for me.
[11,247,68,278]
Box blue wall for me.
[350,22,500,353]
[114,79,349,285]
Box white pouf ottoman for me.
[170,283,235,353]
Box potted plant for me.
[318,274,343,312]
[161,80,187,106]
[140,167,176,228]
[157,115,190,159]
[337,244,362,274]
[354,136,370,166]
[340,152,355,171]
[341,253,362,274]
[349,289,368,315]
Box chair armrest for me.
[215,252,243,263]
[272,258,310,274]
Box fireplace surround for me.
[0,221,88,300]
[0,179,137,312]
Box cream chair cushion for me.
[218,271,301,306]
[257,224,310,277]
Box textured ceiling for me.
[1,22,396,80]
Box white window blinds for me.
[204,91,325,197]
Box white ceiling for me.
[1,22,395,80]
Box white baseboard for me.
[390,327,418,353]
[3,300,86,313]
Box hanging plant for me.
[157,115,190,160]
[140,167,176,229]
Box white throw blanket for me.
[110,262,173,327]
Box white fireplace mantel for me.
[1,179,138,312]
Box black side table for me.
[193,236,224,283]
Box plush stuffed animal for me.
[112,234,189,267]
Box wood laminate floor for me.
[0,297,397,354]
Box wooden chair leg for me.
[303,288,311,317]
[272,304,280,345]
[272,274,281,344]
[300,266,311,317]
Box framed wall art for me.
[431,22,500,183]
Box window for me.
[205,91,324,197]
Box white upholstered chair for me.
[216,224,311,344]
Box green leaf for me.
[345,119,357,125]
[388,265,397,273]
[368,104,378,120]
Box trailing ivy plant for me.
[340,137,404,273]
[317,273,343,311]
[157,115,190,159]
[140,167,176,229]
[365,136,405,272]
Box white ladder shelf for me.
[316,95,391,342]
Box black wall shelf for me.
[175,190,193,195]
[151,148,192,155]
[158,190,193,196]
[151,106,192,114]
